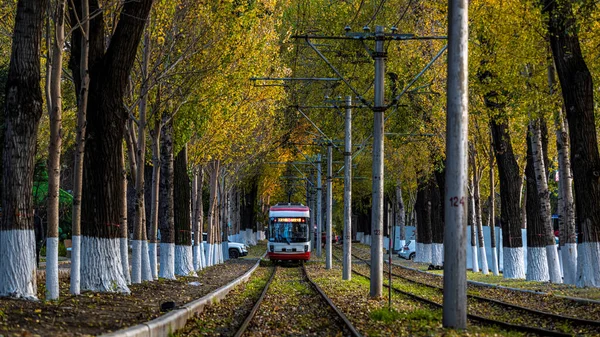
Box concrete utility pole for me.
[343,95,353,280]
[370,25,385,298]
[326,144,333,269]
[443,0,469,329]
[317,154,323,258]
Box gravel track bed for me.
[347,246,600,335]
[175,261,274,336]
[243,263,351,337]
[0,245,266,337]
[306,260,525,336]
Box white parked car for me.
[398,240,416,260]
[201,233,248,259]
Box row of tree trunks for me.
[67,0,153,293]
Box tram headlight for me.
[304,245,309,252]
[269,245,274,252]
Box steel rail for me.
[233,265,277,337]
[301,263,363,337]
[331,252,571,337]
[346,247,600,332]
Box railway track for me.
[233,262,362,337]
[334,247,600,336]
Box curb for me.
[101,252,267,337]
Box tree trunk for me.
[149,123,161,279]
[531,119,562,283]
[415,178,432,263]
[206,160,220,267]
[192,167,205,271]
[526,129,549,281]
[491,119,525,279]
[556,109,577,284]
[174,144,195,276]
[0,0,46,299]
[120,149,130,285]
[489,130,500,275]
[469,172,479,273]
[46,0,66,300]
[395,179,406,247]
[544,0,600,287]
[471,149,488,274]
[158,121,175,279]
[69,0,89,296]
[69,0,152,293]
[430,175,444,267]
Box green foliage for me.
[58,241,67,257]
[370,307,402,323]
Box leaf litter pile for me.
[350,245,600,324]
[306,261,527,336]
[0,245,266,337]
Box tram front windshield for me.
[269,217,309,243]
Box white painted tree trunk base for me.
[0,230,37,299]
[527,247,549,282]
[205,243,212,267]
[70,235,81,295]
[159,243,176,280]
[503,247,526,279]
[46,237,59,300]
[131,240,142,283]
[193,244,203,271]
[415,243,432,263]
[175,245,196,277]
[357,232,364,243]
[120,238,130,285]
[199,242,206,269]
[366,235,371,246]
[576,242,600,288]
[479,246,489,275]
[141,241,152,281]
[472,245,480,272]
[546,244,562,284]
[562,243,577,285]
[222,242,229,261]
[431,243,443,266]
[149,242,158,280]
[491,248,500,276]
[80,236,129,293]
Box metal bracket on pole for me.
[304,37,373,109]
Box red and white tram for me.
[267,203,311,262]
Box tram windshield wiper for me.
[285,237,291,245]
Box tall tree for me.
[46,0,67,300]
[491,118,525,279]
[0,0,47,299]
[525,128,549,281]
[159,121,175,279]
[174,144,195,276]
[543,0,600,287]
[192,167,205,271]
[68,0,89,295]
[556,110,577,284]
[530,119,562,283]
